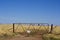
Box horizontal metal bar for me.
[13,23,49,25]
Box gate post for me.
[50,24,53,33]
[13,23,15,33]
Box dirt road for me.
[7,35,43,40]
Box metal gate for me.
[13,23,49,34]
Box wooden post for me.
[50,24,53,33]
[13,23,15,33]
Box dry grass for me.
[0,24,60,40]
[43,34,60,40]
[0,24,60,34]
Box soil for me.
[6,34,43,40]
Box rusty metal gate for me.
[13,23,49,34]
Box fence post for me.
[13,23,15,33]
[50,24,53,33]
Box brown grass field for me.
[0,24,60,40]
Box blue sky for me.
[0,0,60,25]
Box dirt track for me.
[7,35,43,40]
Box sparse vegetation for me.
[42,34,60,40]
[0,24,60,40]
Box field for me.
[0,24,60,40]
